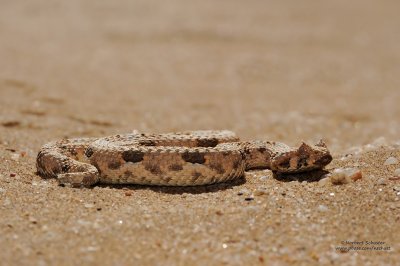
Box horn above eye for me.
[315,140,327,148]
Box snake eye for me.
[278,159,290,169]
[315,154,333,166]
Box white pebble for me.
[318,177,330,186]
[3,198,11,206]
[384,157,398,165]
[364,144,377,152]
[377,178,387,185]
[330,168,363,185]
[394,168,400,177]
[259,176,268,181]
[318,205,329,212]
[29,216,37,224]
[84,203,95,208]
[11,154,20,161]
[372,136,387,146]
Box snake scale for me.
[36,130,332,187]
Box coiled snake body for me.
[36,130,332,187]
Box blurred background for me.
[1,0,400,153]
[1,2,399,264]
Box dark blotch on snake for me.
[169,164,183,171]
[191,171,202,181]
[85,148,94,158]
[108,161,121,170]
[124,171,133,177]
[144,163,162,175]
[197,138,219,147]
[182,151,205,164]
[122,150,144,163]
[258,147,266,153]
[209,162,225,174]
[139,140,156,146]
[61,163,70,172]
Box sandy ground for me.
[1,0,400,265]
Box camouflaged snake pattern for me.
[36,130,332,187]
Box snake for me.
[36,130,332,187]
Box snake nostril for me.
[298,157,308,167]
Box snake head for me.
[271,140,332,173]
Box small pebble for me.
[29,217,38,224]
[237,189,249,196]
[84,203,95,208]
[10,173,16,177]
[330,168,362,185]
[318,177,329,186]
[11,154,19,161]
[124,191,132,196]
[364,144,377,152]
[3,198,11,206]
[394,168,400,177]
[384,157,398,165]
[318,205,329,212]
[259,176,268,181]
[329,169,350,185]
[372,136,387,146]
[254,189,266,196]
[349,169,363,181]
[244,197,254,201]
[377,178,387,186]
